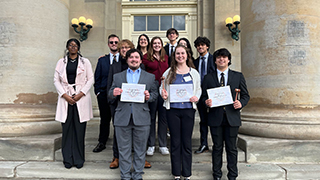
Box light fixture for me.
[225,15,240,41]
[71,16,93,42]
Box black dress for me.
[61,57,87,168]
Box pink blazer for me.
[54,56,94,123]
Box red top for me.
[142,54,169,85]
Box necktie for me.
[200,57,206,82]
[170,46,174,57]
[220,72,225,87]
[113,55,117,64]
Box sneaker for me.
[146,146,155,156]
[159,147,169,155]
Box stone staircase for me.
[3,115,320,179]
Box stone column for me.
[240,0,320,162]
[0,0,69,160]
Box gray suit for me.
[108,69,158,180]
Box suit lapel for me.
[212,71,220,87]
[138,70,145,84]
[227,69,234,86]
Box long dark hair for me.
[178,37,194,60]
[65,38,82,57]
[136,34,150,52]
[166,45,195,84]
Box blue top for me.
[126,67,141,84]
[170,73,193,109]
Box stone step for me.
[55,115,246,163]
[1,161,291,180]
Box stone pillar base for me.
[238,134,320,163]
[0,134,61,161]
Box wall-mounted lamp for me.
[71,16,93,42]
[225,15,240,41]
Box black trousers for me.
[61,104,87,166]
[167,108,195,177]
[209,114,239,180]
[197,102,209,147]
[148,95,167,147]
[97,91,112,144]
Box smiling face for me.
[108,37,119,52]
[167,31,178,42]
[67,41,79,55]
[178,40,187,48]
[127,52,142,71]
[152,38,162,53]
[175,46,188,65]
[139,35,148,48]
[120,43,131,58]
[215,55,230,71]
[196,43,208,56]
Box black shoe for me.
[93,142,106,152]
[214,178,221,180]
[64,163,72,169]
[76,164,83,169]
[194,145,209,154]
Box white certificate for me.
[169,84,193,103]
[207,85,233,108]
[120,83,146,103]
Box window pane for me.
[160,16,172,31]
[147,16,159,31]
[134,16,146,31]
[174,15,185,30]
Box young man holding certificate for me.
[108,49,158,180]
[201,48,250,180]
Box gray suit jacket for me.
[108,69,158,126]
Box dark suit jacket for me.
[164,44,172,66]
[201,69,250,127]
[94,54,111,95]
[194,53,216,105]
[108,70,158,126]
[194,53,216,75]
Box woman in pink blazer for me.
[54,38,94,169]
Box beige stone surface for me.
[0,0,69,104]
[240,0,320,139]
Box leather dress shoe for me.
[109,157,119,169]
[93,142,106,153]
[144,160,152,168]
[64,163,72,169]
[76,164,83,169]
[194,145,209,154]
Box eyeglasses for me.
[139,38,147,41]
[68,45,78,49]
[109,41,118,44]
[121,46,130,50]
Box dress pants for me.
[167,108,195,177]
[97,91,112,144]
[115,118,150,180]
[61,104,87,167]
[209,113,239,180]
[148,95,167,147]
[110,103,119,159]
[197,102,209,147]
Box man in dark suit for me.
[193,36,215,154]
[202,48,250,180]
[164,28,179,66]
[108,49,158,180]
[93,34,120,153]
